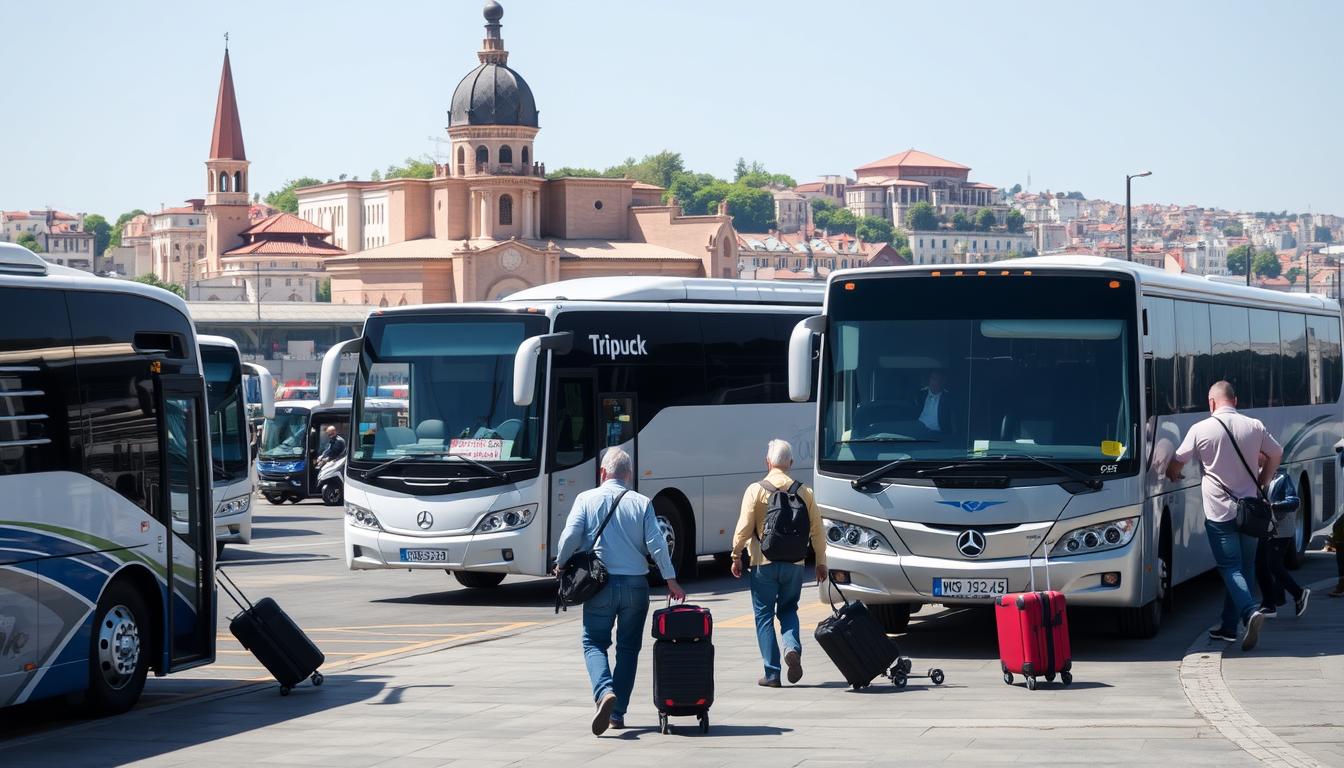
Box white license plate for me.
[400,548,449,563]
[932,577,1008,599]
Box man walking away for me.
[1166,381,1283,651]
[315,425,346,468]
[1255,474,1309,617]
[731,439,828,687]
[555,448,684,735]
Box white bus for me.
[319,277,822,587]
[197,335,273,557]
[0,244,216,713]
[787,255,1343,637]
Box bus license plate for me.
[932,577,1007,599]
[400,549,449,563]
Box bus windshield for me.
[259,408,310,459]
[353,313,549,465]
[821,273,1140,476]
[201,345,248,481]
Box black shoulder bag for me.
[555,489,629,614]
[1210,418,1276,539]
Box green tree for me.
[1005,209,1025,233]
[666,172,719,211]
[721,185,775,232]
[1222,220,1244,238]
[950,212,973,232]
[264,177,324,214]
[733,158,796,189]
[905,201,939,231]
[1009,183,1023,195]
[82,214,111,256]
[974,207,998,231]
[16,232,42,252]
[1227,244,1252,275]
[384,155,435,180]
[1252,250,1281,279]
[1065,191,1086,200]
[546,166,604,179]
[603,151,685,188]
[855,216,895,243]
[1286,267,1303,286]
[132,272,184,297]
[810,198,858,235]
[316,278,331,302]
[1315,226,1334,244]
[109,208,147,248]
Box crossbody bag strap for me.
[1212,417,1267,500]
[586,489,629,553]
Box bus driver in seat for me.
[914,370,956,437]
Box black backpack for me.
[555,490,629,613]
[757,480,810,563]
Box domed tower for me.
[447,1,543,240]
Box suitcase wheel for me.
[311,672,325,687]
[892,673,908,689]
[1002,672,1013,686]
[895,657,912,675]
[280,686,291,696]
[1045,672,1056,683]
[698,713,709,734]
[659,713,670,735]
[1061,671,1073,686]
[929,669,945,686]
[1026,676,1038,691]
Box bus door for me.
[307,410,350,495]
[159,375,214,669]
[548,374,596,558]
[598,393,637,486]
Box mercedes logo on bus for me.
[956,529,987,558]
[417,511,433,529]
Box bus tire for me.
[263,492,285,505]
[453,571,506,589]
[652,495,693,582]
[869,603,912,634]
[84,580,150,716]
[1286,476,1310,571]
[1119,517,1169,639]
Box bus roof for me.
[832,255,1340,315]
[503,276,824,306]
[197,334,240,352]
[0,242,194,318]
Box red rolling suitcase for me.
[651,598,713,734]
[651,602,712,642]
[995,548,1072,690]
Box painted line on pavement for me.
[718,599,832,629]
[1179,576,1336,768]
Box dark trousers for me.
[1255,538,1302,609]
[1337,545,1344,578]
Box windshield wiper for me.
[359,454,415,480]
[852,456,917,491]
[839,437,939,444]
[923,454,1102,492]
[443,453,508,482]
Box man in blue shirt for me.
[555,447,684,735]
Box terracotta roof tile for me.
[856,149,970,173]
[242,212,330,237]
[222,239,344,256]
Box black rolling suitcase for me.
[218,569,325,695]
[650,599,713,734]
[814,583,898,690]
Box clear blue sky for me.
[3,0,1341,219]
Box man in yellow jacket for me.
[730,439,828,687]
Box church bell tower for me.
[205,44,251,276]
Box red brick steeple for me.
[209,49,246,161]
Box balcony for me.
[462,162,546,178]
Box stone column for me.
[481,191,493,240]
[522,190,534,239]
[532,191,541,238]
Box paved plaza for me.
[2,501,1341,767]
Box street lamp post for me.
[1125,171,1151,262]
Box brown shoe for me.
[1329,581,1344,598]
[592,692,617,735]
[784,649,803,684]
[757,675,781,688]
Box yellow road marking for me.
[718,601,833,629]
[340,621,536,666]
[307,622,525,630]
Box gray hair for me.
[1209,380,1237,403]
[601,447,633,480]
[766,439,793,468]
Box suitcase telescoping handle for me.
[216,567,255,614]
[1028,539,1054,593]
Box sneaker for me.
[1295,589,1311,617]
[1208,628,1237,642]
[1331,581,1344,598]
[592,692,617,736]
[608,715,625,730]
[1241,610,1265,652]
[757,675,781,688]
[783,649,803,684]
[1260,606,1278,618]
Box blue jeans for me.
[750,561,804,678]
[1205,519,1259,634]
[581,574,649,718]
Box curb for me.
[1178,576,1336,768]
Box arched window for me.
[219,172,229,192]
[499,194,513,226]
[521,146,530,166]
[475,145,489,168]
[499,145,513,164]
[197,244,205,259]
[456,146,466,175]
[235,171,244,192]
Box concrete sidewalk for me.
[4,557,1341,767]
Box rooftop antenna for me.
[224,31,229,51]
[426,135,451,164]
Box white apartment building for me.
[150,200,207,286]
[907,230,1032,265]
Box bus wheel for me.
[85,581,150,715]
[870,603,912,634]
[1286,478,1310,571]
[286,494,302,504]
[321,480,343,507]
[653,496,693,581]
[1119,550,1168,639]
[263,492,285,505]
[453,571,506,589]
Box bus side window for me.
[1307,314,1340,405]
[552,378,594,470]
[1174,300,1212,413]
[1280,313,1309,407]
[0,287,74,477]
[1144,297,1176,417]
[1209,305,1251,403]
[1249,309,1281,408]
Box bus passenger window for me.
[552,378,594,470]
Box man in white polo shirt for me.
[1165,380,1283,651]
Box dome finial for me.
[483,1,503,23]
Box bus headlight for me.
[823,519,894,554]
[473,505,537,534]
[216,495,251,518]
[345,502,383,531]
[1052,517,1139,556]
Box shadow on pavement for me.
[250,514,330,524]
[217,549,336,566]
[613,724,793,739]
[248,526,323,540]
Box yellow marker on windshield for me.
[1101,440,1125,458]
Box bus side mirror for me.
[242,362,275,420]
[319,337,362,407]
[513,332,573,407]
[788,315,826,403]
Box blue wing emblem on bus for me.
[937,500,1007,513]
